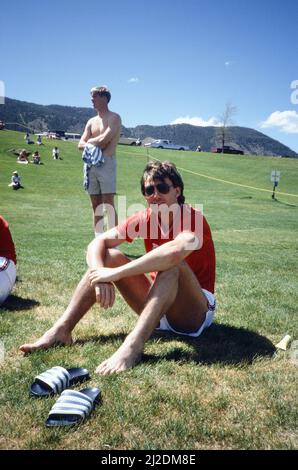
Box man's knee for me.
[104,248,126,268]
[156,266,180,284]
[176,260,190,274]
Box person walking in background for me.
[52,146,60,160]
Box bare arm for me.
[87,114,121,148]
[89,231,199,285]
[86,227,126,308]
[78,120,92,150]
[86,226,126,268]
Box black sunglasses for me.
[144,182,174,196]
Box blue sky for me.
[1,0,298,152]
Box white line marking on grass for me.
[176,166,298,198]
[120,150,298,198]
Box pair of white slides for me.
[30,366,101,427]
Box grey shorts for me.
[86,155,116,195]
[156,288,216,337]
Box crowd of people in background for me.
[3,131,64,301]
[7,133,63,190]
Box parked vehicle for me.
[48,130,66,139]
[211,146,244,155]
[144,139,189,151]
[118,134,141,146]
[64,132,81,141]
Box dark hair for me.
[140,160,185,205]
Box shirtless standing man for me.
[79,86,122,234]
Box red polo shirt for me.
[117,204,216,293]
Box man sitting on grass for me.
[20,161,216,375]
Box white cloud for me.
[171,115,222,127]
[128,77,139,83]
[225,61,231,66]
[260,110,298,134]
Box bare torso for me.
[89,111,121,157]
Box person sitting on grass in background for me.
[17,149,29,164]
[8,171,24,190]
[31,150,41,164]
[19,161,216,376]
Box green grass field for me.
[0,130,297,450]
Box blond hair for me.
[90,86,111,103]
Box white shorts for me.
[156,289,216,338]
[0,257,16,305]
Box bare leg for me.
[96,267,180,374]
[164,261,208,333]
[19,249,150,354]
[105,248,151,313]
[19,272,96,353]
[102,193,118,228]
[96,261,209,375]
[90,194,117,233]
[90,194,104,232]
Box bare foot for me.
[19,325,73,354]
[95,341,143,375]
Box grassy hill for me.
[0,130,297,450]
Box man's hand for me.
[89,267,121,285]
[94,282,116,309]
